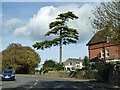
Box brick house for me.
[63,57,83,71]
[86,30,120,63]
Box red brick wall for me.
[89,43,120,60]
[105,45,119,59]
[89,47,101,60]
[118,45,120,59]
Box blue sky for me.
[2,2,95,68]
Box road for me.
[2,75,95,90]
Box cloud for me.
[0,13,2,17]
[14,3,94,42]
[2,18,25,36]
[3,18,22,29]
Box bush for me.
[74,74,85,79]
[97,63,114,82]
[43,68,53,74]
[39,68,43,74]
[43,60,55,68]
[90,62,103,70]
[67,68,70,71]
[83,70,98,79]
[56,63,64,71]
[76,69,81,71]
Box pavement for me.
[0,81,2,90]
[2,75,37,89]
[1,75,120,90]
[1,75,94,90]
[38,75,120,90]
[63,78,120,90]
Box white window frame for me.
[106,49,109,57]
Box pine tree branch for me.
[49,21,64,29]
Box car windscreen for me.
[3,70,13,73]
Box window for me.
[3,70,13,73]
[101,49,105,58]
[76,61,80,64]
[69,62,72,65]
[106,49,109,57]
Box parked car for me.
[1,69,15,81]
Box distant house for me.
[86,30,120,63]
[63,57,83,71]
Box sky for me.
[1,1,98,68]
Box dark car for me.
[1,69,15,81]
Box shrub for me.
[39,68,43,74]
[56,63,64,71]
[43,68,53,74]
[74,74,85,79]
[43,60,55,68]
[76,69,81,71]
[90,61,103,70]
[83,70,98,79]
[97,63,114,82]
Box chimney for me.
[79,57,81,60]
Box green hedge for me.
[98,63,114,82]
[43,68,53,74]
[56,63,64,71]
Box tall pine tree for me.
[33,11,79,64]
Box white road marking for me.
[34,82,37,85]
[34,79,38,86]
[89,86,96,90]
[28,79,38,89]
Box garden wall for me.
[43,71,70,77]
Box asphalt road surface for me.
[2,75,95,90]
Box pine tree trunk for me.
[60,40,62,64]
[60,30,62,64]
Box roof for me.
[87,30,108,45]
[67,58,80,60]
[63,58,83,63]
